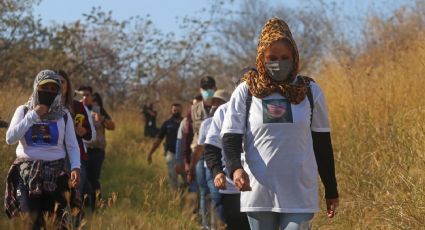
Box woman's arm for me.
[222,133,243,179]
[6,106,39,145]
[101,107,115,130]
[103,118,115,130]
[204,144,224,178]
[65,111,81,170]
[312,131,338,198]
[310,82,338,198]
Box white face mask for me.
[265,59,293,82]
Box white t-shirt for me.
[6,105,81,169]
[221,80,330,213]
[198,117,213,146]
[205,103,240,194]
[198,117,213,168]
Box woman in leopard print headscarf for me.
[220,18,339,230]
[243,17,313,104]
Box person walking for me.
[181,76,217,229]
[188,90,230,229]
[147,103,183,189]
[142,103,158,138]
[85,92,115,211]
[5,70,80,229]
[204,89,251,230]
[221,18,339,230]
[56,70,95,224]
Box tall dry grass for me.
[0,6,425,230]
[311,9,425,229]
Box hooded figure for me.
[243,17,313,104]
[25,70,65,121]
[4,69,81,228]
[221,17,339,230]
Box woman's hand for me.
[233,168,251,191]
[186,166,196,183]
[34,104,49,117]
[75,124,87,137]
[326,198,339,218]
[214,173,226,189]
[70,168,80,188]
[93,112,104,122]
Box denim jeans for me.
[247,212,314,230]
[195,157,209,228]
[205,167,224,224]
[165,151,180,189]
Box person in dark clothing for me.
[142,103,158,138]
[147,103,183,189]
[85,92,115,211]
[56,70,95,225]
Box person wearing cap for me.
[221,18,339,229]
[187,89,229,229]
[5,70,80,228]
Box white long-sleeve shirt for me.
[6,105,80,169]
[84,105,96,142]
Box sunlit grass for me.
[0,9,425,229]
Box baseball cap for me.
[39,79,60,86]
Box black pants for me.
[221,193,250,230]
[17,175,69,230]
[86,147,105,211]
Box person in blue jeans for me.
[188,90,230,229]
[222,18,339,230]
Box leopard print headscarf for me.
[243,18,313,104]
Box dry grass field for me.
[0,6,424,230]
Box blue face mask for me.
[201,89,215,101]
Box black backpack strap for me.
[245,90,252,128]
[306,85,314,127]
[23,106,28,116]
[243,68,256,129]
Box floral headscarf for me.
[242,18,313,104]
[25,70,66,121]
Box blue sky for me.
[34,0,412,35]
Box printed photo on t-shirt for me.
[262,99,293,123]
[25,122,59,146]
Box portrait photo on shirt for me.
[25,122,59,146]
[262,98,293,123]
